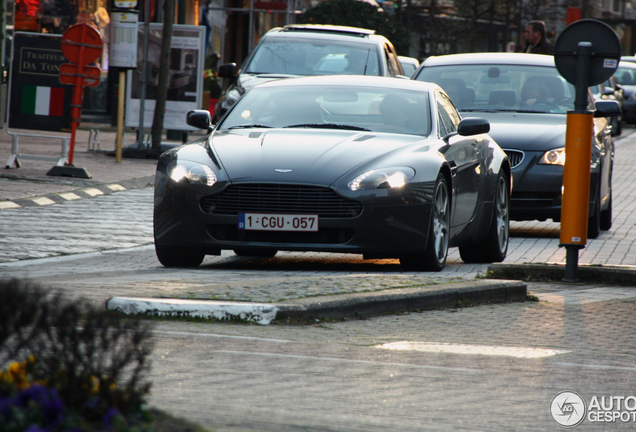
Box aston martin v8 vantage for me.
[153,76,511,271]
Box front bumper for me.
[509,151,600,222]
[153,174,433,257]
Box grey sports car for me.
[153,76,511,271]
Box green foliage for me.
[297,0,410,55]
[0,278,156,431]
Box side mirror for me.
[186,110,212,130]
[217,63,237,79]
[458,117,490,136]
[594,100,622,118]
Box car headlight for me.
[220,89,240,111]
[348,167,415,191]
[169,161,217,186]
[538,148,566,166]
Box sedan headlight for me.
[220,89,240,111]
[349,167,415,191]
[169,161,217,186]
[538,148,566,166]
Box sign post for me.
[554,20,621,282]
[110,7,139,162]
[47,24,103,179]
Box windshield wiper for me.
[514,109,553,113]
[227,124,272,129]
[284,123,371,131]
[461,108,515,113]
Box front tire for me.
[155,243,205,268]
[588,187,602,239]
[600,189,612,231]
[459,172,510,263]
[400,174,450,272]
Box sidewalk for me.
[0,122,191,205]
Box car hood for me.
[210,129,426,185]
[237,73,299,93]
[461,111,565,151]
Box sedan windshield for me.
[218,85,432,136]
[245,38,380,76]
[415,64,576,114]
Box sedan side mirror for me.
[217,63,237,79]
[458,117,490,136]
[186,110,212,130]
[594,100,622,118]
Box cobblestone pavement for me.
[2,127,636,431]
[140,286,636,431]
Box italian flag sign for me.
[21,85,65,117]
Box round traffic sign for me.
[61,24,103,65]
[554,19,621,86]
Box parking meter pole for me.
[561,42,594,282]
[116,70,126,163]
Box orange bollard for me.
[560,112,594,246]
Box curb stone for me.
[106,280,527,325]
[488,262,636,286]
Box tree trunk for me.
[151,0,175,150]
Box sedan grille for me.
[200,184,362,218]
[503,149,524,169]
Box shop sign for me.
[8,32,72,132]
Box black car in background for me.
[413,53,621,238]
[613,60,636,125]
[213,24,405,122]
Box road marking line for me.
[535,287,636,305]
[0,201,20,209]
[107,184,127,191]
[31,197,56,205]
[551,362,636,371]
[378,341,569,359]
[153,330,291,343]
[214,350,482,372]
[82,188,104,197]
[58,192,81,200]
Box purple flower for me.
[14,385,65,427]
[0,395,14,420]
[24,426,49,432]
[103,407,120,428]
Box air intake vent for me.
[503,149,524,169]
[200,184,362,218]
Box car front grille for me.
[200,184,362,218]
[503,149,524,169]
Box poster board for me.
[8,32,73,133]
[125,24,205,130]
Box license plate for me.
[238,213,319,232]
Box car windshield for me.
[218,85,432,136]
[615,66,636,86]
[415,64,576,114]
[244,38,381,76]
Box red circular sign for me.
[61,24,103,65]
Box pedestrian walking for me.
[524,20,554,55]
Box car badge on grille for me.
[274,169,293,173]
